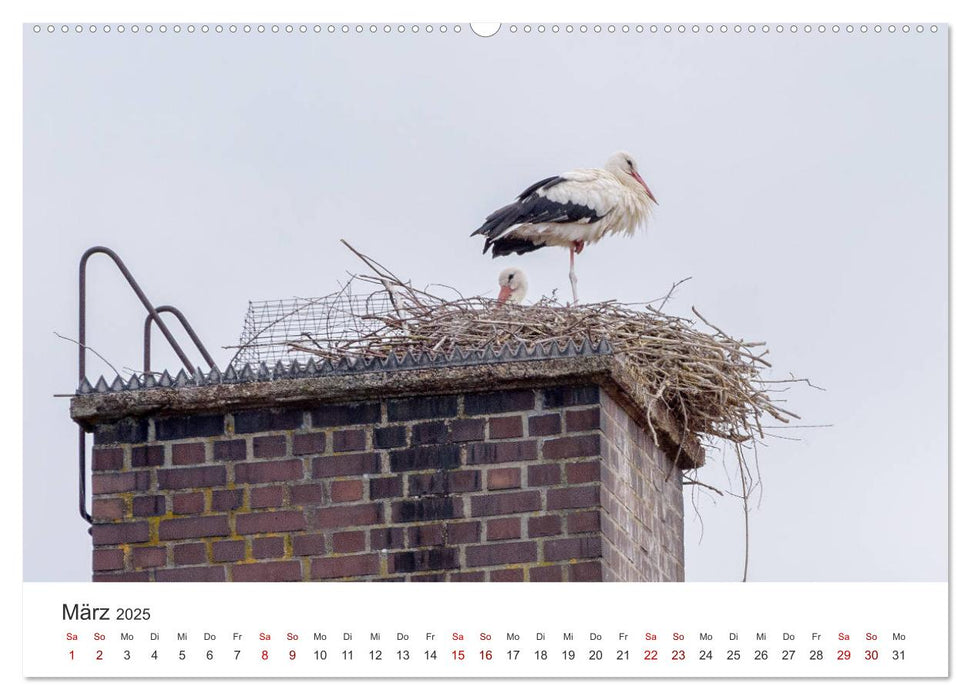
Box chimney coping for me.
[70,354,703,469]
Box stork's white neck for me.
[610,176,654,235]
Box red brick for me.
[93,521,149,545]
[157,465,226,490]
[369,476,403,499]
[489,416,523,439]
[156,566,226,582]
[465,390,534,414]
[408,523,445,547]
[173,492,205,515]
[542,435,601,460]
[450,571,486,581]
[467,541,537,567]
[92,498,125,520]
[313,453,380,477]
[253,435,286,459]
[171,442,206,465]
[289,483,322,504]
[93,549,124,571]
[487,467,521,490]
[470,491,541,517]
[292,432,327,455]
[530,565,563,582]
[466,440,537,465]
[446,521,480,544]
[237,510,305,535]
[212,489,243,511]
[131,444,165,467]
[212,539,245,562]
[93,571,151,582]
[333,429,366,452]
[132,547,166,569]
[449,418,486,442]
[252,536,285,559]
[318,503,382,528]
[232,561,302,582]
[566,461,600,483]
[486,517,521,541]
[569,561,603,581]
[544,536,601,561]
[292,534,326,556]
[568,510,601,533]
[528,413,562,436]
[132,495,166,517]
[159,515,230,540]
[528,514,562,538]
[370,527,405,550]
[489,568,524,582]
[528,463,562,486]
[92,472,135,495]
[331,479,364,503]
[548,485,600,510]
[213,439,247,461]
[333,531,367,553]
[250,485,284,508]
[174,542,206,565]
[566,407,601,432]
[391,497,463,522]
[311,554,380,579]
[236,459,303,483]
[447,470,481,492]
[92,447,124,471]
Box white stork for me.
[472,151,658,303]
[497,267,528,304]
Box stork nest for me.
[274,242,803,453]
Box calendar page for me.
[18,0,951,689]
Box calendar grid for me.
[24,582,948,678]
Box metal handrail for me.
[77,246,214,523]
[144,305,217,375]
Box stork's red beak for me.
[632,171,658,204]
[498,285,512,303]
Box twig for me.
[655,276,692,312]
[682,477,724,496]
[54,332,122,378]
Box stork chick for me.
[472,151,658,304]
[497,267,528,304]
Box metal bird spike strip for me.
[76,339,614,395]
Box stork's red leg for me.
[573,240,585,254]
[569,246,579,304]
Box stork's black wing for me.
[471,175,606,258]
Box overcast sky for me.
[23,24,947,582]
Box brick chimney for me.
[72,347,701,582]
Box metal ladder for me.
[77,246,216,523]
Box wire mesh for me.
[231,280,397,367]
